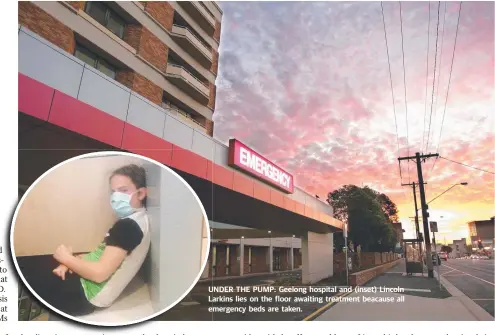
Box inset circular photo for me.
[11,151,210,326]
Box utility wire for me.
[380,2,403,184]
[431,2,447,151]
[440,156,495,175]
[399,1,410,184]
[381,2,410,206]
[422,2,431,154]
[430,2,463,176]
[425,2,441,154]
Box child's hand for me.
[52,264,70,280]
[53,244,72,264]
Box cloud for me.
[215,1,494,241]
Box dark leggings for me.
[19,256,96,317]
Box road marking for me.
[302,291,352,321]
[471,299,495,301]
[442,264,495,286]
[441,269,457,276]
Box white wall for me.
[301,232,334,284]
[14,154,143,256]
[148,167,207,311]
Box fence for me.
[334,251,400,274]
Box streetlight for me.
[427,182,468,205]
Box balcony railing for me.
[171,24,213,61]
[190,1,216,27]
[161,104,206,133]
[166,64,209,97]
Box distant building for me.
[393,222,404,241]
[468,218,494,251]
[392,222,404,252]
[450,238,468,258]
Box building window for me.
[74,45,117,80]
[84,2,126,39]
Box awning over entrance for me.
[19,112,340,237]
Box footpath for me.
[315,260,493,321]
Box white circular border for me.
[10,151,211,327]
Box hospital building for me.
[18,1,344,288]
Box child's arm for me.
[53,245,126,283]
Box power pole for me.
[399,152,439,278]
[402,181,427,240]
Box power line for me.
[425,2,441,154]
[440,156,495,175]
[422,2,431,154]
[399,1,410,184]
[380,2,402,184]
[431,2,447,150]
[381,2,410,207]
[429,2,463,177]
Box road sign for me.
[430,221,438,233]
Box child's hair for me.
[110,164,147,207]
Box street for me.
[439,259,495,316]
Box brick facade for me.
[211,50,219,74]
[208,83,216,110]
[205,119,214,137]
[67,1,85,11]
[123,24,143,50]
[210,244,241,277]
[116,71,163,105]
[247,246,270,274]
[19,2,75,54]
[143,1,174,31]
[213,20,221,42]
[349,258,400,286]
[124,25,168,73]
[139,28,169,72]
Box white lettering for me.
[261,160,267,176]
[240,147,249,166]
[236,147,292,191]
[267,164,273,179]
[255,156,262,174]
[273,167,279,184]
[247,152,256,170]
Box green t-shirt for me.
[80,243,110,301]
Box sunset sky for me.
[213,1,494,243]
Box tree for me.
[441,245,453,254]
[327,185,400,252]
[377,193,399,223]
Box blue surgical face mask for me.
[110,191,136,218]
